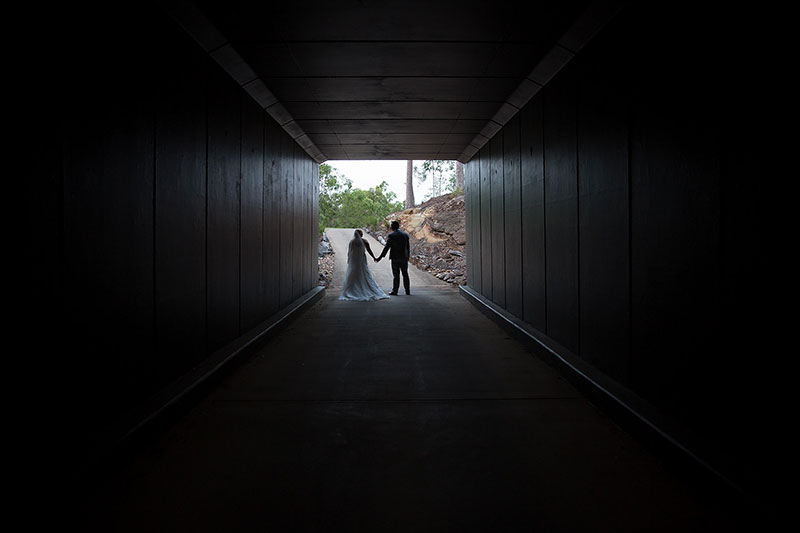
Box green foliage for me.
[413,160,457,200]
[318,163,404,234]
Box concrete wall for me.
[22,5,318,460]
[465,5,771,497]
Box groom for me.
[375,220,411,295]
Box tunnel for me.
[19,0,781,530]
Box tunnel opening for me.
[318,159,467,290]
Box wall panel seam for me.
[627,91,633,385]
[204,67,210,355]
[237,93,243,335]
[542,96,548,334]
[518,116,524,320]
[575,79,581,357]
[152,90,158,357]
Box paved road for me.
[74,231,752,532]
[325,227,450,293]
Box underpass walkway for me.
[325,227,451,293]
[78,229,746,532]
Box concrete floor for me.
[74,230,751,532]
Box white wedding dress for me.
[339,235,389,301]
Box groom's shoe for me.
[388,291,398,295]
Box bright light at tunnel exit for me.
[325,159,440,201]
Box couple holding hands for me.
[339,221,411,301]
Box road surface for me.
[324,227,451,293]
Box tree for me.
[455,161,464,191]
[414,160,456,200]
[405,159,415,209]
[318,163,351,234]
[318,163,404,234]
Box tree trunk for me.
[455,161,464,190]
[405,159,415,208]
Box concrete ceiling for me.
[166,1,620,163]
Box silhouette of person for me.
[339,229,388,301]
[375,220,411,295]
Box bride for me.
[339,229,389,301]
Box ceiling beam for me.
[159,0,328,163]
[458,1,624,163]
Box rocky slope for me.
[317,233,335,287]
[368,192,466,285]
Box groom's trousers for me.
[391,259,410,293]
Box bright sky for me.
[325,160,437,203]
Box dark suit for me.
[379,229,411,293]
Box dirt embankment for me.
[317,233,335,287]
[368,192,466,285]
